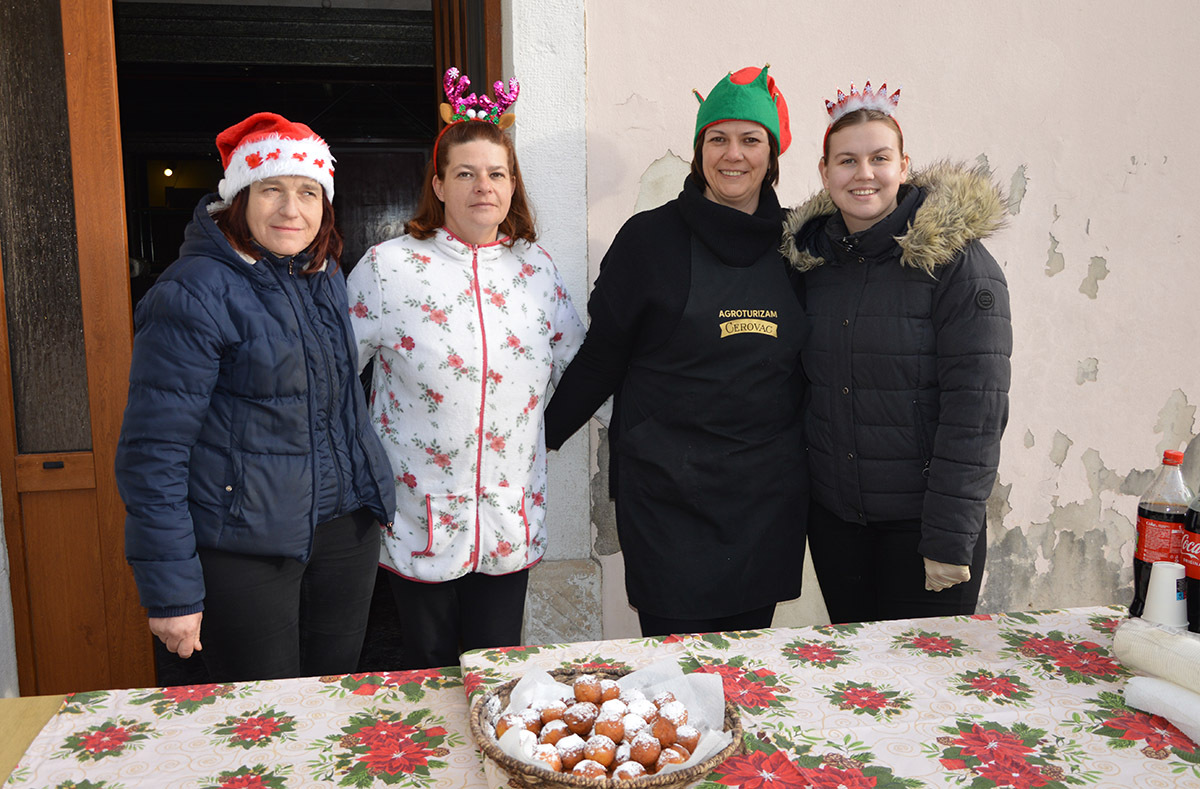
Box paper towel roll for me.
[1112,616,1200,694]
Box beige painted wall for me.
[580,0,1200,628]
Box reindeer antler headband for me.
[432,67,520,166]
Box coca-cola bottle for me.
[1131,450,1192,617]
[1183,496,1200,632]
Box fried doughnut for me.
[563,701,598,735]
[630,730,661,767]
[531,743,562,772]
[573,674,602,704]
[584,733,617,768]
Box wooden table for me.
[0,694,64,784]
[4,607,1197,788]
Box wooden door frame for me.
[0,0,148,694]
[2,0,502,694]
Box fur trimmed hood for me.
[781,160,1007,275]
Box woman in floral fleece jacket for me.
[347,117,584,668]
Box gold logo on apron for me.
[719,320,778,338]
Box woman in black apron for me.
[544,66,808,637]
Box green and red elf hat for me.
[693,65,791,154]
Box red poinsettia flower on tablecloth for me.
[1020,636,1074,658]
[221,772,269,788]
[974,753,1051,788]
[953,724,1036,763]
[79,726,131,754]
[839,685,890,712]
[161,684,222,703]
[353,719,419,750]
[728,680,778,708]
[359,736,435,776]
[1103,711,1196,752]
[909,635,956,654]
[968,674,1020,697]
[714,749,805,789]
[788,643,841,663]
[1054,650,1122,678]
[231,716,282,742]
[797,763,879,788]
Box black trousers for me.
[387,568,529,669]
[806,500,987,624]
[637,604,777,638]
[196,508,380,682]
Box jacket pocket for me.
[475,486,533,575]
[912,398,932,478]
[409,491,476,574]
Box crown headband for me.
[824,81,901,125]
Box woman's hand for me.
[923,558,970,592]
[149,612,203,658]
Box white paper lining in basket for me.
[482,659,732,786]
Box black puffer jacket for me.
[781,161,1011,565]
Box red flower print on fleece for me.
[520,263,535,277]
[400,336,415,350]
[80,726,132,754]
[351,301,368,318]
[485,432,506,452]
[425,388,444,403]
[490,292,506,307]
[425,447,451,469]
[715,749,804,789]
[401,473,417,489]
[488,370,503,385]
[492,540,513,557]
[1103,711,1196,752]
[430,309,447,324]
[507,334,521,348]
[447,354,464,369]
[531,492,545,506]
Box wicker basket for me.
[468,667,744,789]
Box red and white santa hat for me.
[215,112,335,202]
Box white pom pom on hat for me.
[215,112,335,202]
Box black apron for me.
[615,237,808,619]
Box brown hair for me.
[406,121,537,245]
[822,109,904,161]
[213,188,342,274]
[690,124,781,194]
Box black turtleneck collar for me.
[675,176,783,268]
[822,183,922,262]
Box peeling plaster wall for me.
[580,0,1200,622]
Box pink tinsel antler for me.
[444,67,470,107]
[491,78,520,115]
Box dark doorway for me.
[114,0,436,684]
[115,0,436,307]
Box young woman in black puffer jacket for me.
[782,83,1011,623]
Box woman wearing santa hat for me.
[347,69,585,669]
[115,112,395,681]
[542,66,809,637]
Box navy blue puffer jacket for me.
[116,195,395,616]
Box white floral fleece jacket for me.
[347,228,585,583]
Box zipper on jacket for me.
[275,258,347,522]
[469,245,489,572]
[913,399,931,478]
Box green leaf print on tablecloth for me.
[129,682,244,717]
[54,718,156,762]
[925,718,1101,788]
[998,629,1128,685]
[206,706,296,749]
[1066,690,1200,780]
[200,764,290,789]
[678,654,796,717]
[319,667,462,703]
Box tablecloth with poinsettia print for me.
[6,607,1198,788]
[460,606,1199,789]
